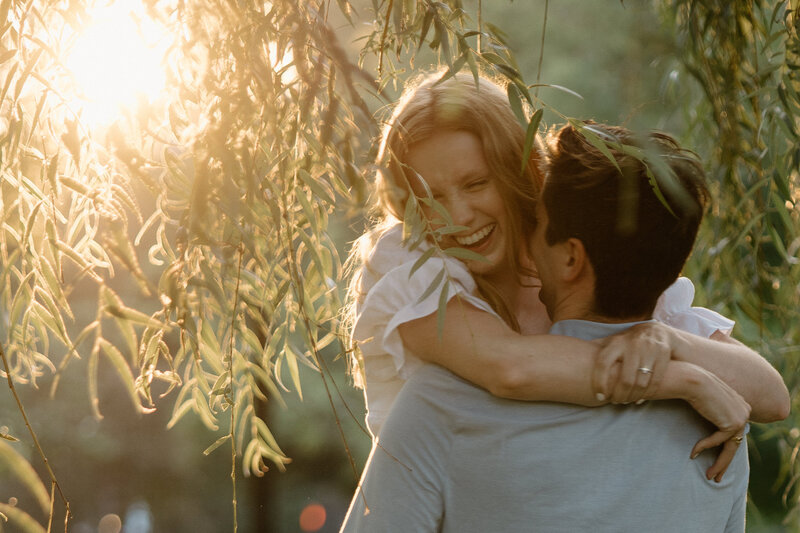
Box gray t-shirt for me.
[340,320,749,532]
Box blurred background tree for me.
[0,0,797,532]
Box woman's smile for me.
[454,223,497,249]
[405,130,510,278]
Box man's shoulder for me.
[397,364,489,411]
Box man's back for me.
[343,358,748,532]
[417,364,748,532]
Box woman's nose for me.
[446,197,474,226]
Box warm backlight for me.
[64,0,169,126]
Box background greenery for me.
[0,1,797,532]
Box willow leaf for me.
[409,247,436,277]
[521,108,543,174]
[203,434,231,456]
[444,246,490,263]
[0,441,49,514]
[436,278,450,340]
[283,340,304,400]
[416,268,445,304]
[0,503,46,533]
[191,386,220,430]
[98,339,150,414]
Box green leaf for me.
[416,268,445,304]
[507,83,525,124]
[0,48,14,64]
[437,20,451,66]
[527,83,584,100]
[13,47,44,100]
[88,342,102,419]
[644,166,677,218]
[192,386,220,430]
[418,8,435,50]
[167,398,195,430]
[409,247,436,277]
[29,300,68,345]
[435,53,467,86]
[283,340,304,400]
[444,246,490,263]
[98,339,152,414]
[0,62,18,103]
[105,304,166,330]
[574,121,621,173]
[0,441,49,514]
[427,197,454,225]
[202,434,231,456]
[521,108,543,174]
[436,279,450,340]
[434,225,469,236]
[298,169,335,205]
[0,503,46,533]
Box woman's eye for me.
[468,179,488,189]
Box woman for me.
[346,70,788,479]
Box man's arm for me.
[340,370,450,533]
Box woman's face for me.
[405,130,510,279]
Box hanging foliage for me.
[660,0,800,526]
[1,0,798,530]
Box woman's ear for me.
[561,237,589,282]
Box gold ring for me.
[731,435,744,445]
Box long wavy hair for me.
[344,70,545,382]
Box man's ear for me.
[562,238,589,282]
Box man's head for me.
[532,122,709,321]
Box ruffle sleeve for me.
[653,277,734,338]
[353,224,499,432]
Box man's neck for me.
[551,305,651,325]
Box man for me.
[340,123,751,532]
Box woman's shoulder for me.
[359,221,477,294]
[364,222,426,271]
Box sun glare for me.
[64,0,169,126]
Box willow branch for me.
[226,242,245,533]
[0,343,71,528]
[378,0,394,78]
[535,0,549,98]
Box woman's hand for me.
[592,322,673,405]
[681,364,751,482]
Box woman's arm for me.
[680,329,788,422]
[593,322,790,423]
[398,297,606,405]
[397,297,680,406]
[399,298,751,480]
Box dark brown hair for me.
[544,122,709,319]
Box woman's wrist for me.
[663,326,694,363]
[648,360,706,402]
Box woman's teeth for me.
[455,224,495,246]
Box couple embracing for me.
[340,72,789,532]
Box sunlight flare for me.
[64,0,170,126]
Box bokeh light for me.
[63,0,169,126]
[98,513,122,533]
[299,502,327,532]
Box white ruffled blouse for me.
[353,223,734,435]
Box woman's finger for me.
[642,351,668,400]
[691,429,733,459]
[593,340,622,401]
[627,357,656,404]
[707,436,745,482]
